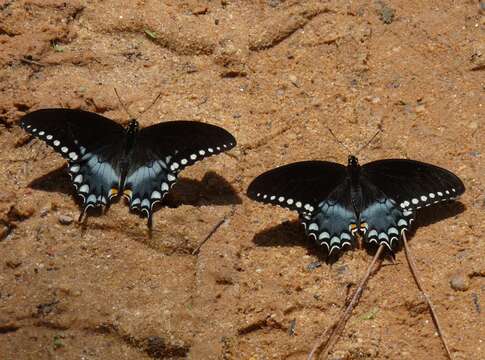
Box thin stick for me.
[192,206,236,255]
[402,232,453,360]
[308,244,385,360]
[20,57,45,67]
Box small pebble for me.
[288,74,299,87]
[336,264,349,275]
[58,215,74,225]
[306,261,322,271]
[9,204,35,220]
[40,207,50,217]
[450,272,470,291]
[379,3,395,24]
[415,104,426,113]
[468,121,478,130]
[472,293,481,313]
[268,0,282,7]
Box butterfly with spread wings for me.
[247,155,464,255]
[21,108,236,225]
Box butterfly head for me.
[348,155,359,168]
[126,119,139,135]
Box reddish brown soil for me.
[0,1,484,359]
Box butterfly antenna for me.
[327,128,353,155]
[355,129,381,157]
[308,244,385,360]
[114,88,136,119]
[402,232,453,359]
[138,92,162,120]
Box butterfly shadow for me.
[28,166,73,195]
[252,220,340,264]
[162,171,242,208]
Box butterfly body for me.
[21,109,236,224]
[247,155,464,255]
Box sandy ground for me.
[0,0,484,359]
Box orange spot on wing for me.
[123,189,133,200]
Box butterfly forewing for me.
[247,161,347,216]
[361,159,465,212]
[124,121,236,218]
[21,109,126,212]
[21,109,125,161]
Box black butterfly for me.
[21,108,236,224]
[247,155,464,255]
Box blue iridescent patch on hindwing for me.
[69,144,123,211]
[360,196,414,250]
[301,182,358,255]
[123,156,177,217]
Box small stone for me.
[146,336,167,358]
[311,98,322,108]
[471,43,485,70]
[365,95,381,104]
[268,0,282,7]
[329,350,347,360]
[9,204,35,220]
[184,63,198,73]
[415,104,426,113]
[450,272,470,291]
[306,261,322,271]
[336,264,349,275]
[468,121,478,130]
[191,6,208,15]
[40,207,50,217]
[58,215,73,225]
[379,3,395,24]
[288,74,299,87]
[6,259,22,269]
[0,224,11,240]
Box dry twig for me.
[308,244,385,360]
[402,232,453,359]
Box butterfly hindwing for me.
[70,142,125,214]
[358,178,414,250]
[123,121,236,219]
[362,159,465,212]
[302,179,358,254]
[247,161,347,217]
